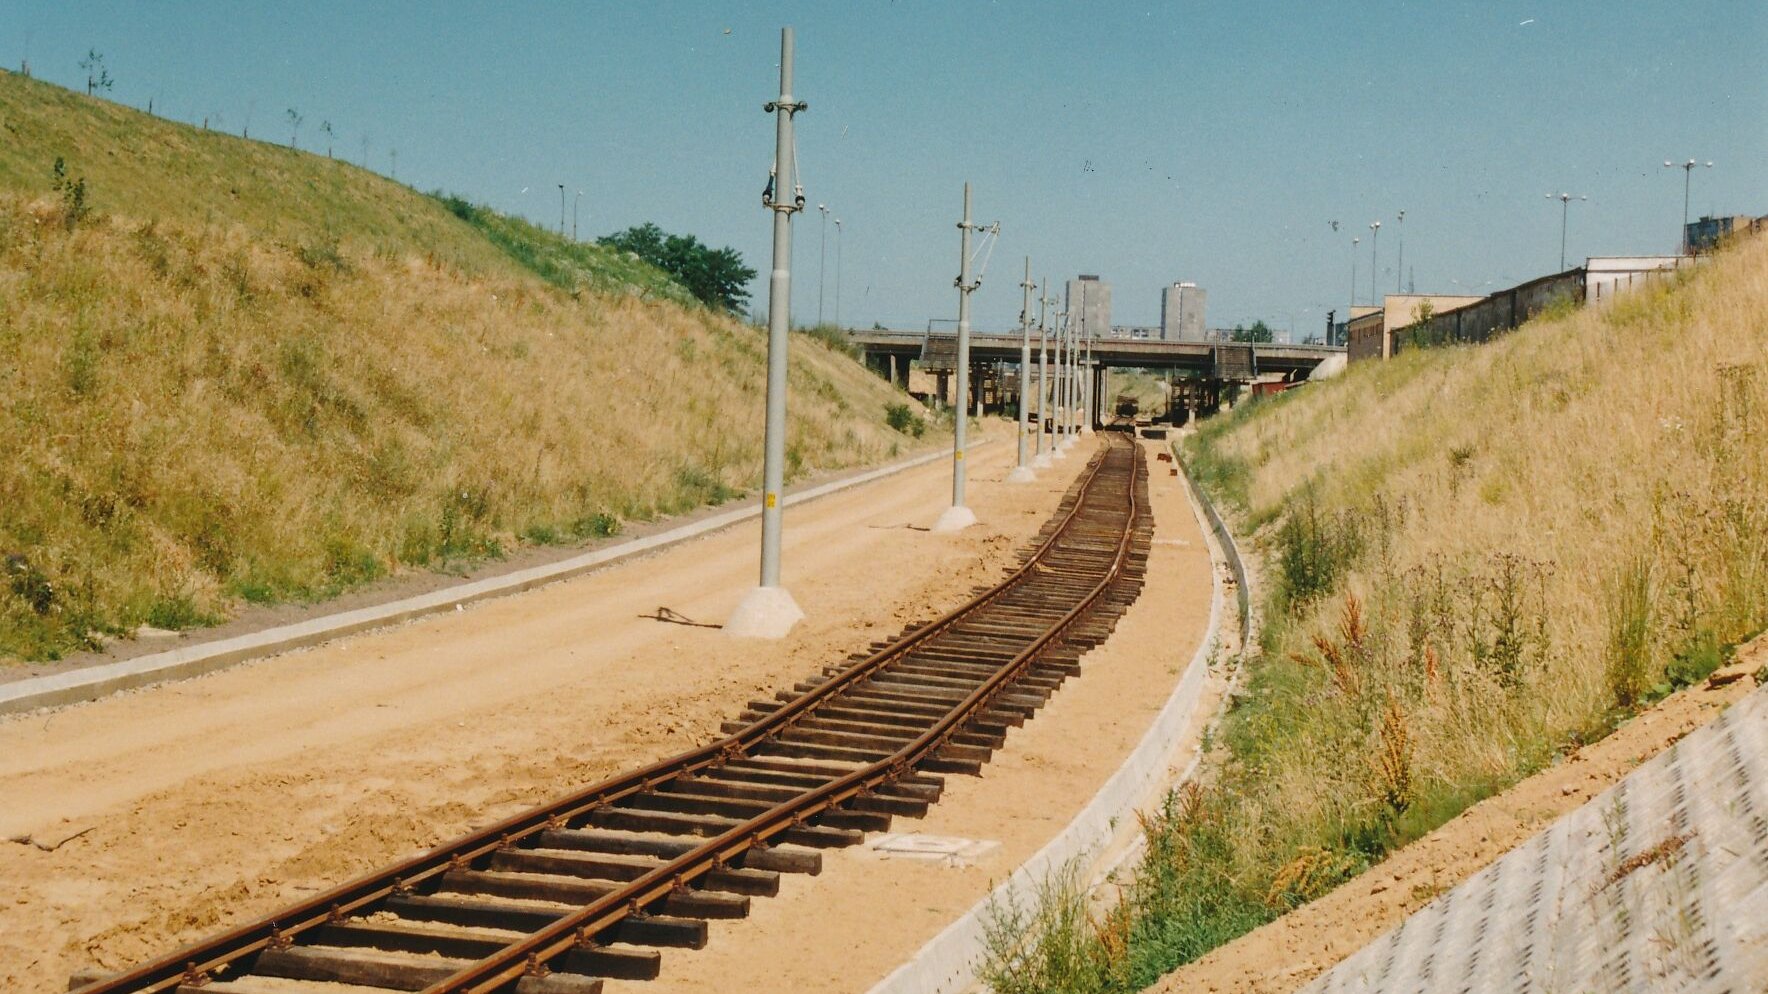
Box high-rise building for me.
[1065,275,1112,342]
[1159,282,1207,340]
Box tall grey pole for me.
[816,203,828,325]
[1351,236,1360,308]
[1007,258,1036,483]
[1034,285,1050,466]
[1074,328,1089,429]
[935,183,981,531]
[727,26,807,639]
[834,217,843,328]
[1395,209,1405,294]
[1665,160,1709,254]
[1046,309,1060,449]
[1369,220,1381,306]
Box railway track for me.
[74,429,1152,994]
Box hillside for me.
[981,235,1768,992]
[0,72,929,661]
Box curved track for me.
[74,430,1151,994]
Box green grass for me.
[431,193,695,306]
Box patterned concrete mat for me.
[1303,687,1768,994]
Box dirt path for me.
[0,434,1080,993]
[1148,637,1768,994]
[623,438,1217,994]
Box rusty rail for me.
[74,430,1149,994]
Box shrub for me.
[885,402,926,437]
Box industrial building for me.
[1066,275,1112,342]
[1159,282,1207,340]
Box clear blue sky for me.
[8,2,1765,338]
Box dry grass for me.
[977,235,1768,993]
[0,194,926,660]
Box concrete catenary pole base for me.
[931,504,980,533]
[724,585,806,639]
[1005,464,1037,483]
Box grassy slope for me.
[981,237,1768,992]
[0,72,926,660]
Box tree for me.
[79,49,112,95]
[1230,320,1275,343]
[599,223,756,312]
[286,108,303,148]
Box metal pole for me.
[1395,210,1405,294]
[834,217,843,328]
[1008,259,1035,482]
[1351,237,1359,309]
[817,204,828,325]
[1369,221,1381,307]
[936,183,980,531]
[1034,284,1050,465]
[1052,310,1065,449]
[573,191,581,241]
[1561,197,1569,271]
[558,184,566,237]
[727,26,807,638]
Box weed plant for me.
[980,235,1768,992]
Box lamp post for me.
[1545,193,1587,271]
[558,184,565,237]
[833,216,843,329]
[726,26,807,639]
[816,203,829,325]
[572,190,582,241]
[1664,159,1712,254]
[1369,220,1381,306]
[1395,210,1405,294]
[1351,236,1360,308]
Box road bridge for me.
[847,330,1344,422]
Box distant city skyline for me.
[7,2,1764,336]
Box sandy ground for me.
[621,438,1216,994]
[0,439,950,686]
[0,431,1085,993]
[1148,636,1768,994]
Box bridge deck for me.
[847,331,1341,376]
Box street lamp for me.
[832,216,843,329]
[1351,236,1360,308]
[1395,210,1405,294]
[1664,159,1712,254]
[557,184,565,237]
[1369,220,1381,306]
[816,203,829,325]
[1545,193,1587,271]
[572,190,582,241]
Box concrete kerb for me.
[0,442,987,718]
[864,441,1250,994]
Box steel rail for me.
[431,432,1143,992]
[75,434,1139,994]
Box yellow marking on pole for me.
[764,492,778,508]
[954,450,965,461]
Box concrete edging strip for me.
[865,441,1244,994]
[0,443,975,717]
